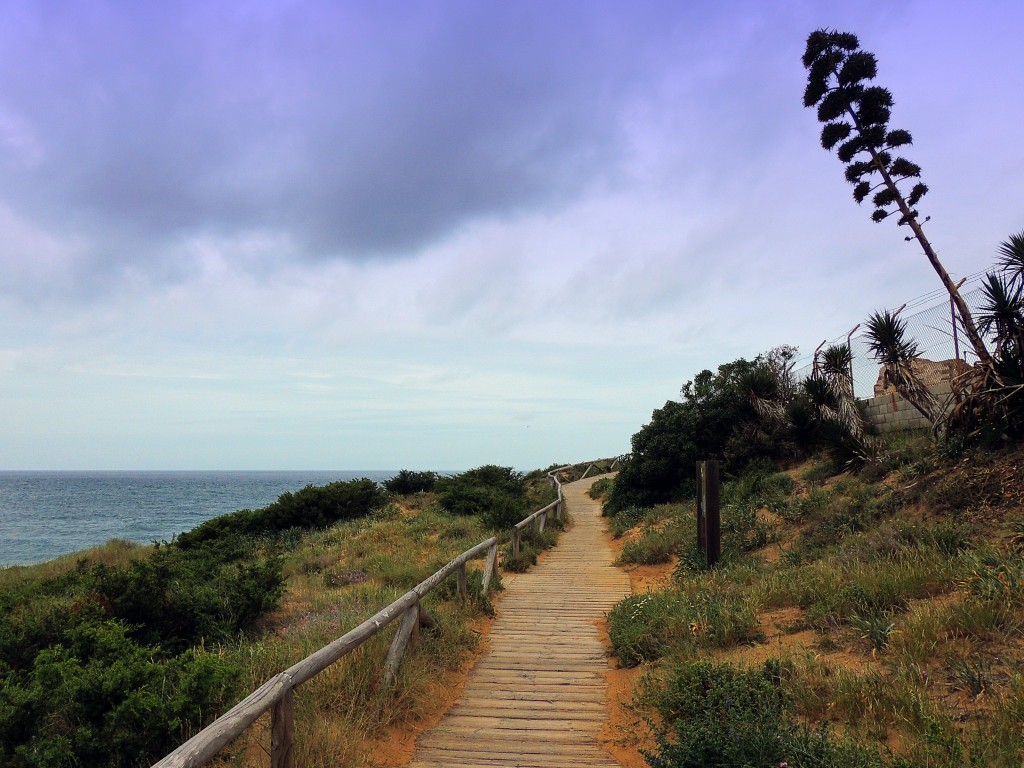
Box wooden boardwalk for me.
[409,475,630,768]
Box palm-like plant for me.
[865,310,939,423]
[996,231,1024,286]
[819,344,865,438]
[801,374,839,422]
[978,272,1024,360]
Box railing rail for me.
[152,459,616,768]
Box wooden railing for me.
[151,459,616,768]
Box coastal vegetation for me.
[0,467,560,767]
[606,436,1024,766]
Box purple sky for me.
[1,1,1021,469]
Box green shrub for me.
[435,466,530,530]
[80,540,284,651]
[587,477,613,500]
[643,660,883,768]
[607,506,648,537]
[0,619,238,768]
[176,479,385,547]
[608,579,759,666]
[383,470,437,494]
[501,527,560,573]
[619,525,686,565]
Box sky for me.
[0,1,1021,471]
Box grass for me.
[606,441,1024,767]
[189,498,503,767]
[0,537,151,590]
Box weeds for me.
[588,477,614,500]
[610,440,1024,766]
[949,654,995,697]
[619,523,687,565]
[851,609,896,652]
[608,574,760,665]
[640,659,884,768]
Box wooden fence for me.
[151,459,618,768]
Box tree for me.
[802,29,994,370]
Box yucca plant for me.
[820,344,866,439]
[978,272,1024,360]
[948,233,1024,440]
[865,310,939,425]
[996,231,1024,285]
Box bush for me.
[619,525,686,565]
[643,660,883,768]
[80,541,284,650]
[608,580,759,666]
[176,479,385,548]
[0,619,238,768]
[587,477,614,500]
[435,466,530,530]
[383,470,437,495]
[501,527,560,573]
[606,356,792,515]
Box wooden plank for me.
[409,475,632,768]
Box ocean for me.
[0,471,396,567]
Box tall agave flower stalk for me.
[865,310,940,425]
[820,344,866,438]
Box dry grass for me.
[606,441,1024,766]
[202,501,513,768]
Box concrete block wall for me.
[861,383,953,434]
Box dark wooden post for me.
[696,460,721,567]
[271,688,295,768]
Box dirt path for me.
[408,475,631,768]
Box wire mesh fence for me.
[793,279,989,400]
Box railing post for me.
[481,543,498,592]
[512,527,521,558]
[696,460,721,567]
[456,562,468,603]
[271,687,295,768]
[538,510,546,533]
[382,602,421,687]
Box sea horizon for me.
[0,469,410,567]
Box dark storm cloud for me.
[0,1,684,260]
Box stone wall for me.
[861,382,953,433]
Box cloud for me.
[0,0,682,285]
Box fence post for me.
[271,688,295,768]
[456,562,468,603]
[382,603,421,687]
[512,527,521,558]
[696,460,721,567]
[481,543,498,592]
[538,510,546,533]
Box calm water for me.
[0,471,396,567]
